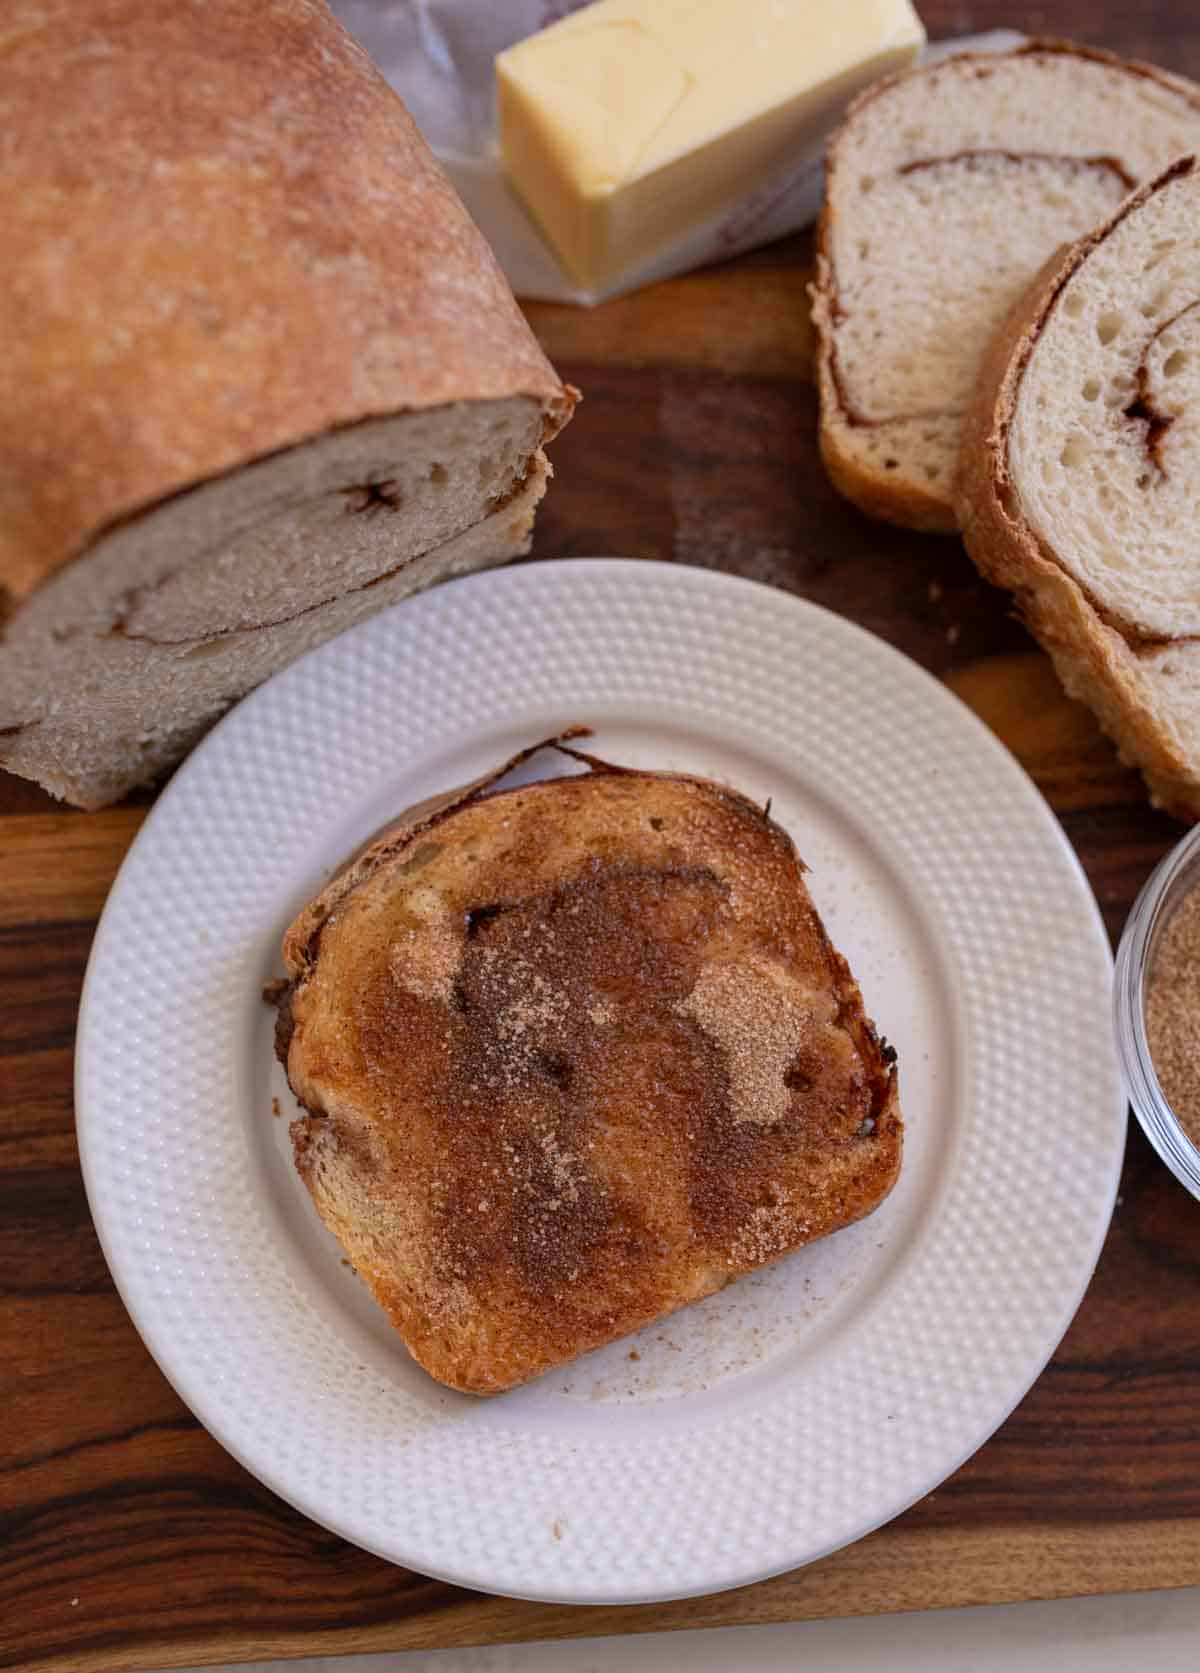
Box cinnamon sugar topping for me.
[679,958,821,1125]
[1146,885,1200,1144]
[387,882,458,1002]
[283,763,901,1390]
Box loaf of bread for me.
[275,739,902,1394]
[0,0,574,808]
[957,157,1200,819]
[811,41,1200,532]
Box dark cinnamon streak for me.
[1123,300,1198,476]
[898,150,1135,191]
[1123,388,1175,473]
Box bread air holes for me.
[1060,435,1089,469]
[1164,348,1189,377]
[1082,377,1101,401]
[1096,311,1124,346]
[429,462,449,486]
[1063,292,1086,319]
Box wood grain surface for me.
[4,4,1200,1670]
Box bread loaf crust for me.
[956,157,1200,820]
[0,0,573,611]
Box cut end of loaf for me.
[0,414,553,809]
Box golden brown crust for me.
[955,157,1200,821]
[810,40,1200,535]
[0,0,573,607]
[280,730,595,978]
[277,750,902,1394]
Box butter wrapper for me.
[332,2,1023,305]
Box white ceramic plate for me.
[77,559,1124,1605]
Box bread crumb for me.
[271,1096,281,1118]
[945,623,960,646]
[552,1520,563,1541]
[628,1348,641,1361]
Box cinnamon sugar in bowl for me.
[1115,823,1200,1200]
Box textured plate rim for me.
[75,558,1125,1604]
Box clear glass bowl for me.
[1114,822,1200,1202]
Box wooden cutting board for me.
[5,3,1200,1669]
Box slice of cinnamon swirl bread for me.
[274,739,901,1394]
[958,157,1200,819]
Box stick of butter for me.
[496,0,925,290]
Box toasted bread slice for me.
[811,40,1200,532]
[957,157,1200,820]
[276,740,901,1394]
